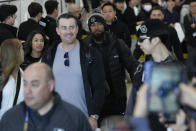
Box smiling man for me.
[42,13,105,130]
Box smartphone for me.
[147,64,183,123]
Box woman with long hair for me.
[21,30,47,70]
[0,38,24,118]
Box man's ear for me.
[48,80,55,92]
[56,27,60,35]
[4,16,10,23]
[151,37,160,45]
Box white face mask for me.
[143,5,152,12]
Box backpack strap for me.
[13,71,21,106]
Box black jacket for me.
[0,23,17,44]
[126,56,179,131]
[20,53,41,70]
[184,13,196,47]
[137,9,150,22]
[41,41,105,116]
[123,7,137,35]
[84,33,139,115]
[126,56,178,115]
[163,8,180,25]
[105,20,132,48]
[44,16,60,46]
[18,19,44,41]
[0,93,92,131]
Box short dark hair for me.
[0,4,17,22]
[45,0,59,14]
[150,6,164,16]
[28,2,43,17]
[101,2,117,11]
[57,13,78,27]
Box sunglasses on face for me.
[64,52,69,67]
[138,36,151,43]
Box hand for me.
[136,21,144,25]
[159,110,188,131]
[168,110,188,131]
[169,23,175,28]
[191,23,196,28]
[133,84,148,117]
[180,83,196,109]
[19,40,25,44]
[88,116,98,131]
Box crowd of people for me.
[0,0,195,131]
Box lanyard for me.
[23,110,29,131]
[193,17,196,24]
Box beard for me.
[92,31,105,42]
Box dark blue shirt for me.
[163,9,180,24]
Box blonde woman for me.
[0,38,24,119]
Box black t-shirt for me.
[21,54,41,70]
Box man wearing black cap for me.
[126,19,179,131]
[137,19,173,63]
[84,13,139,121]
[134,6,184,62]
[0,4,17,44]
[126,19,175,114]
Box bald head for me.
[23,62,55,111]
[24,62,54,82]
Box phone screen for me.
[148,64,182,114]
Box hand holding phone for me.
[147,64,183,123]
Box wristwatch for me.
[90,114,99,120]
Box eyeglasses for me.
[138,36,151,43]
[64,52,69,67]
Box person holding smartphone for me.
[126,19,183,131]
